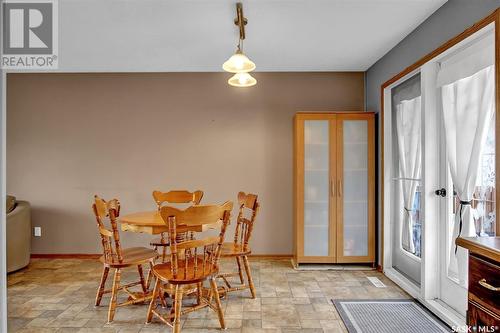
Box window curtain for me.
[396,97,422,253]
[440,65,495,286]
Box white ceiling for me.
[59,0,447,72]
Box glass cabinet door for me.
[337,116,374,262]
[303,120,331,257]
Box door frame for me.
[380,9,500,327]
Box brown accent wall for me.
[7,72,364,254]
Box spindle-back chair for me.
[217,192,259,298]
[146,201,233,333]
[92,195,158,323]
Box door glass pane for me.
[304,120,329,256]
[474,117,496,236]
[442,61,496,284]
[392,73,422,261]
[450,117,496,237]
[343,120,368,257]
[389,72,422,285]
[412,185,422,257]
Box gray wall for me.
[365,0,499,264]
[366,0,499,111]
[7,72,364,255]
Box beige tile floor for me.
[7,258,409,333]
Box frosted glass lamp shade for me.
[222,51,256,73]
[228,72,257,87]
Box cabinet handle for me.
[478,278,500,292]
[330,180,335,197]
[338,179,342,197]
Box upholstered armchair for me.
[7,196,31,273]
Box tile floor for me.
[7,258,409,333]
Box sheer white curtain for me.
[396,97,422,253]
[440,65,495,286]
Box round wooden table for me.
[119,210,221,235]
[119,211,166,235]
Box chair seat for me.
[153,257,218,284]
[100,247,158,267]
[220,243,251,257]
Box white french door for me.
[437,97,496,317]
[382,22,496,326]
[437,118,467,317]
[436,28,496,316]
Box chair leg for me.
[242,255,256,299]
[107,268,121,323]
[196,282,203,305]
[173,285,184,333]
[95,266,109,306]
[158,282,167,308]
[236,257,244,284]
[145,261,153,290]
[137,264,147,294]
[209,277,225,330]
[146,277,161,323]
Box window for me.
[452,116,496,237]
[475,118,496,236]
[411,185,422,257]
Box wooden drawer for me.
[468,301,500,327]
[469,254,500,317]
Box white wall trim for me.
[0,0,8,329]
[0,70,6,333]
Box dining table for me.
[119,210,222,235]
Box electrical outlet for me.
[34,227,41,237]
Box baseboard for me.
[31,253,101,259]
[248,254,293,259]
[30,253,292,260]
[293,261,376,271]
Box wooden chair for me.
[92,195,158,323]
[146,201,233,333]
[217,192,259,298]
[150,190,204,262]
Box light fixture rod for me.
[234,2,248,40]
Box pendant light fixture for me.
[228,72,257,87]
[223,2,257,87]
[222,47,255,73]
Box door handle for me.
[330,179,335,197]
[338,179,342,197]
[435,188,446,197]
